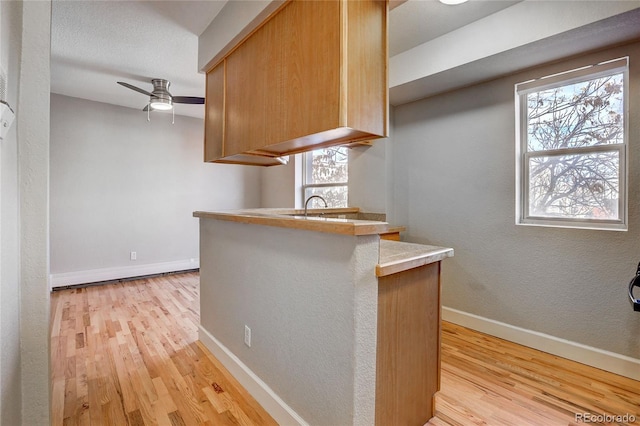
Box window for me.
[515,57,628,231]
[302,146,348,208]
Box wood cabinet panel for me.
[376,262,441,425]
[204,0,388,165]
[346,0,387,137]
[280,0,341,145]
[204,61,225,162]
[225,16,273,155]
[205,59,290,167]
[379,231,401,241]
[225,0,341,157]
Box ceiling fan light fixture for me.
[439,0,469,4]
[117,80,203,118]
[150,98,173,111]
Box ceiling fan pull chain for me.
[147,103,151,122]
[172,107,175,125]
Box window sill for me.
[516,219,627,232]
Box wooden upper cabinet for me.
[204,61,224,162]
[204,0,388,165]
[204,60,287,166]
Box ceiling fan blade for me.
[117,81,153,97]
[172,96,205,105]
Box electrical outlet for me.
[130,251,137,261]
[244,325,251,347]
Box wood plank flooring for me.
[429,322,640,426]
[52,272,640,425]
[50,272,277,426]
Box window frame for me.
[515,57,629,231]
[301,146,349,208]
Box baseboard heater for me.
[51,268,199,291]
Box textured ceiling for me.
[50,0,520,119]
[51,0,227,119]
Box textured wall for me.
[17,1,52,424]
[390,41,640,359]
[260,156,298,208]
[50,94,261,275]
[199,219,379,425]
[349,139,388,213]
[0,1,23,424]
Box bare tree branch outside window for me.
[304,146,348,207]
[525,72,624,220]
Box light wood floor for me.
[50,272,277,426]
[51,272,640,426]
[429,322,640,426]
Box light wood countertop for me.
[193,209,451,274]
[376,240,454,277]
[193,208,390,236]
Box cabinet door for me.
[204,61,225,162]
[346,0,387,137]
[224,16,277,156]
[224,0,341,156]
[280,0,341,142]
[376,263,441,425]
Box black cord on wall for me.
[629,262,640,312]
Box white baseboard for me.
[49,258,200,288]
[443,306,640,381]
[198,325,307,426]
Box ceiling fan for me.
[117,79,204,115]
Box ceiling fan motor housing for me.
[150,79,172,109]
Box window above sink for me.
[302,146,349,208]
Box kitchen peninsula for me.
[193,208,453,425]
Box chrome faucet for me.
[304,195,328,217]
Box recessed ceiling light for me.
[439,0,469,5]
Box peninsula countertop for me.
[193,208,391,236]
[193,208,453,276]
[376,240,454,277]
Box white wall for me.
[260,156,298,208]
[390,41,640,360]
[348,141,388,213]
[0,0,52,424]
[0,1,22,423]
[50,94,261,284]
[18,3,51,423]
[199,219,379,425]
